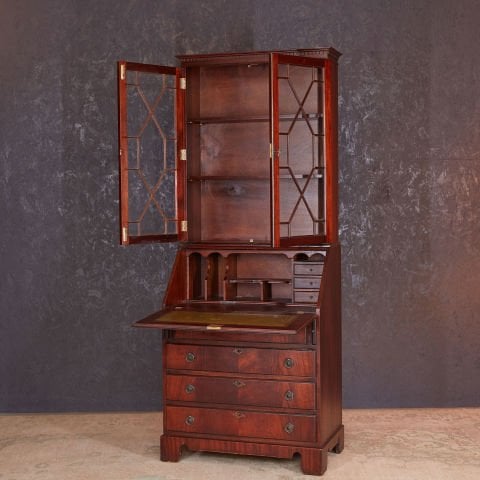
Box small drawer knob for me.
[284,357,295,369]
[185,384,195,394]
[285,390,295,401]
[185,352,196,362]
[185,415,195,426]
[284,422,295,434]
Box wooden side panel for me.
[324,59,339,243]
[163,250,187,306]
[316,244,343,442]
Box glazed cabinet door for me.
[117,61,185,244]
[271,54,338,246]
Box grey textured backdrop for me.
[1,0,479,412]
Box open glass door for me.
[118,61,185,244]
[271,54,328,247]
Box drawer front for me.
[165,344,315,377]
[165,405,316,443]
[166,374,315,409]
[294,263,323,276]
[293,291,319,304]
[293,277,321,289]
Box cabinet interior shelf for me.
[279,174,323,179]
[187,113,322,125]
[188,175,270,181]
[187,175,322,181]
[226,278,292,285]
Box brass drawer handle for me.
[284,357,295,369]
[185,415,195,426]
[185,352,196,362]
[233,380,246,388]
[185,384,195,394]
[285,390,295,401]
[284,422,295,434]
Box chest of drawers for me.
[163,343,317,445]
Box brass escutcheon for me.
[233,380,246,388]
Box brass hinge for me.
[181,220,188,232]
[180,77,186,90]
[180,148,187,161]
[120,64,126,80]
[122,227,128,243]
[269,143,273,158]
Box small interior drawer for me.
[294,263,323,276]
[293,291,319,304]
[293,277,321,289]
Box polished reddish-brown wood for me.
[165,374,316,409]
[165,344,315,377]
[121,48,342,476]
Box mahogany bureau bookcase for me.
[117,48,343,475]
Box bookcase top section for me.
[177,48,341,66]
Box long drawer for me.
[165,405,317,443]
[165,344,315,377]
[166,374,315,409]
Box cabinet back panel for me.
[235,254,291,301]
[194,64,269,119]
[235,254,290,278]
[199,123,269,177]
[199,181,271,243]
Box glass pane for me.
[277,62,325,239]
[125,69,178,237]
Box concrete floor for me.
[0,408,479,479]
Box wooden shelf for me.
[188,175,321,181]
[227,278,291,285]
[187,113,322,125]
[279,174,323,179]
[188,175,270,182]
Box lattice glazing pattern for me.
[126,70,177,236]
[278,64,325,238]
